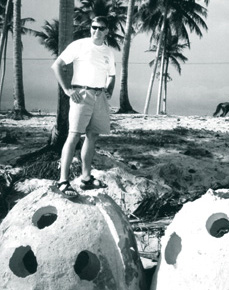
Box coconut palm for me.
[0,0,12,67]
[139,0,169,114]
[149,34,188,114]
[0,0,13,110]
[138,0,210,114]
[117,0,151,113]
[49,0,74,150]
[12,0,32,118]
[162,36,188,114]
[0,0,36,114]
[117,0,137,113]
[106,0,126,51]
[35,20,59,57]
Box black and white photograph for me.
[0,0,229,289]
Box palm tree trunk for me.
[12,0,30,118]
[162,58,169,114]
[143,0,169,115]
[118,0,136,113]
[50,0,74,150]
[0,0,12,69]
[0,30,8,110]
[156,46,165,115]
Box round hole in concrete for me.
[164,232,182,265]
[206,213,229,238]
[74,250,100,281]
[32,206,57,229]
[9,246,38,278]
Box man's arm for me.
[51,57,82,103]
[105,75,116,100]
[51,57,71,95]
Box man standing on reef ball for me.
[51,16,116,198]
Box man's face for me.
[90,21,108,42]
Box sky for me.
[1,0,229,116]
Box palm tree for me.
[0,0,12,66]
[149,34,188,114]
[162,36,188,114]
[117,0,137,113]
[12,0,74,161]
[139,0,210,114]
[49,0,74,150]
[35,20,59,57]
[140,0,169,114]
[12,0,32,118]
[0,0,13,110]
[0,25,9,110]
[0,0,36,115]
[106,0,126,51]
[156,44,166,114]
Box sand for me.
[0,111,229,267]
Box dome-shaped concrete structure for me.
[0,186,146,290]
[151,188,229,290]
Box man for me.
[51,16,116,197]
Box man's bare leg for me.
[59,132,81,182]
[81,131,99,181]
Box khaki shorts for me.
[68,88,110,134]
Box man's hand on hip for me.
[65,88,82,103]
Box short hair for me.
[92,16,108,28]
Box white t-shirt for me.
[60,38,116,88]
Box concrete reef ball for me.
[0,186,146,290]
[151,188,229,290]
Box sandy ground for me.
[0,113,56,165]
[1,112,229,200]
[1,112,229,199]
[1,113,228,165]
[0,112,229,263]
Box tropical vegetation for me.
[0,0,37,117]
[148,34,189,114]
[118,0,137,113]
[0,0,211,119]
[136,0,210,114]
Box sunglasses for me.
[91,25,107,31]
